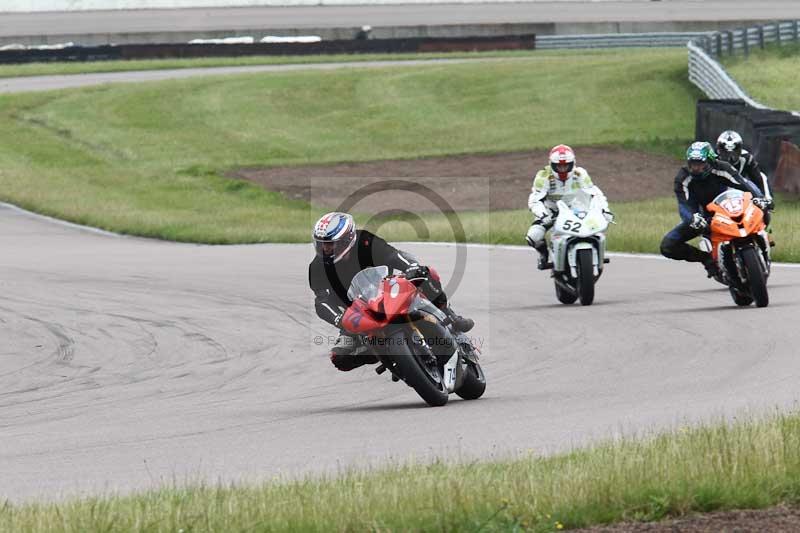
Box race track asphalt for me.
[1,204,799,502]
[1,14,799,501]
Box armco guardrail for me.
[687,40,765,108]
[687,21,800,111]
[536,32,706,49]
[692,20,800,58]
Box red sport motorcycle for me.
[341,266,486,407]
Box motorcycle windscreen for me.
[347,266,390,302]
[568,188,594,214]
[710,189,748,216]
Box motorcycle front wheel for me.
[455,361,486,400]
[740,246,769,308]
[576,248,595,306]
[388,328,449,407]
[729,286,754,306]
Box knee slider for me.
[660,236,678,258]
[330,351,358,371]
[526,224,546,247]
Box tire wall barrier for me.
[775,141,800,194]
[695,99,800,192]
[0,34,535,64]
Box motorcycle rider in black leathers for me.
[716,130,775,246]
[309,212,474,371]
[716,130,774,210]
[660,141,770,278]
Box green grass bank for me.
[4,411,800,532]
[723,42,800,110]
[0,49,696,244]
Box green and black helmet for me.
[686,141,716,177]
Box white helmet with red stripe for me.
[549,144,576,181]
[313,212,357,264]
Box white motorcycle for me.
[546,189,610,306]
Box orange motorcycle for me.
[700,189,771,307]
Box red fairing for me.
[427,266,441,282]
[341,298,389,334]
[382,277,417,318]
[341,275,419,335]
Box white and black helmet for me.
[312,212,357,265]
[716,130,743,165]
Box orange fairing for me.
[706,191,766,260]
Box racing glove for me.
[602,210,615,223]
[404,264,430,284]
[752,197,770,211]
[689,212,708,231]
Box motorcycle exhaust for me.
[553,276,577,296]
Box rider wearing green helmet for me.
[660,141,769,278]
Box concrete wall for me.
[0,20,773,47]
[0,23,542,46]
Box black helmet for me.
[716,130,743,165]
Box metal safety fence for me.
[536,32,705,49]
[692,20,800,59]
[687,21,800,113]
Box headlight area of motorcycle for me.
[409,294,447,323]
[586,213,604,231]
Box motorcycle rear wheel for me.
[576,248,595,306]
[740,246,769,308]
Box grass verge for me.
[723,42,800,110]
[0,50,538,79]
[0,48,660,79]
[0,48,697,243]
[4,411,800,532]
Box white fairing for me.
[443,350,459,392]
[549,189,608,275]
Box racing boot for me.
[701,254,721,281]
[329,333,378,371]
[444,306,474,333]
[534,243,553,271]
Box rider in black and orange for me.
[660,142,769,278]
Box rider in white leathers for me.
[525,144,613,269]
